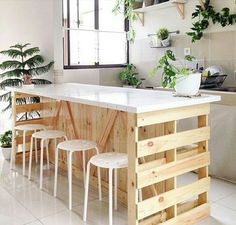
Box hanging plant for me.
[113,0,138,43]
[187,0,236,42]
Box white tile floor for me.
[1,154,236,225]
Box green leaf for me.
[10,43,30,49]
[29,61,54,76]
[0,60,22,70]
[0,49,23,58]
[0,78,22,89]
[0,69,25,78]
[23,55,44,69]
[31,79,52,85]
[23,47,40,57]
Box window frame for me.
[63,0,129,70]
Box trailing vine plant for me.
[113,0,137,43]
[187,0,236,42]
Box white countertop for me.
[8,83,221,113]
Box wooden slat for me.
[138,127,210,158]
[15,92,37,98]
[177,200,198,215]
[127,113,139,225]
[177,145,198,160]
[139,212,167,225]
[138,158,166,173]
[137,152,210,189]
[137,104,210,127]
[159,203,210,225]
[137,177,210,220]
[16,102,52,113]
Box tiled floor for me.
[1,154,236,225]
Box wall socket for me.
[184,48,191,56]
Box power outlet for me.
[184,48,191,56]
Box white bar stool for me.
[53,139,100,210]
[11,124,46,175]
[83,152,128,225]
[28,130,67,190]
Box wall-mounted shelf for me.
[133,0,187,25]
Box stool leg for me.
[82,151,86,189]
[114,168,118,210]
[34,130,37,164]
[109,169,113,225]
[40,139,44,190]
[83,161,91,222]
[28,136,34,180]
[22,131,26,176]
[10,129,16,170]
[68,151,73,210]
[53,146,59,197]
[98,166,102,201]
[46,139,50,169]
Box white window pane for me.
[70,30,96,65]
[69,0,79,28]
[79,0,94,29]
[99,0,124,31]
[99,32,127,65]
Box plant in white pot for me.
[151,50,201,96]
[156,28,170,47]
[0,130,12,160]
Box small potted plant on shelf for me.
[0,130,12,160]
[151,50,201,96]
[119,64,141,88]
[157,28,170,47]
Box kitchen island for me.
[9,83,220,225]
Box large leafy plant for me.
[187,0,236,42]
[119,64,141,86]
[0,130,12,148]
[151,50,195,88]
[0,43,53,112]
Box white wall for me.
[0,0,54,82]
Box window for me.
[63,0,128,69]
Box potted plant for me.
[0,130,12,160]
[0,43,53,112]
[156,28,170,47]
[119,64,141,88]
[151,50,201,96]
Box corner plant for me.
[119,64,141,86]
[0,43,53,112]
[187,0,236,42]
[150,50,195,88]
[113,0,138,42]
[0,130,12,148]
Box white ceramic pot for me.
[174,73,201,96]
[1,147,11,160]
[161,36,170,47]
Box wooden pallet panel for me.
[137,104,210,127]
[137,152,210,189]
[138,127,210,158]
[137,177,210,220]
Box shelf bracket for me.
[135,12,144,26]
[175,3,185,19]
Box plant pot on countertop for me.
[144,0,154,7]
[174,73,201,96]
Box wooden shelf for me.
[133,0,187,25]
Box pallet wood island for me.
[9,83,220,225]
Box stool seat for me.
[32,130,66,139]
[90,152,128,169]
[58,139,97,152]
[15,124,46,131]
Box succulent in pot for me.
[118,64,141,88]
[151,50,201,96]
[156,28,170,47]
[0,130,12,160]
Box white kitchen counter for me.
[8,83,220,113]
